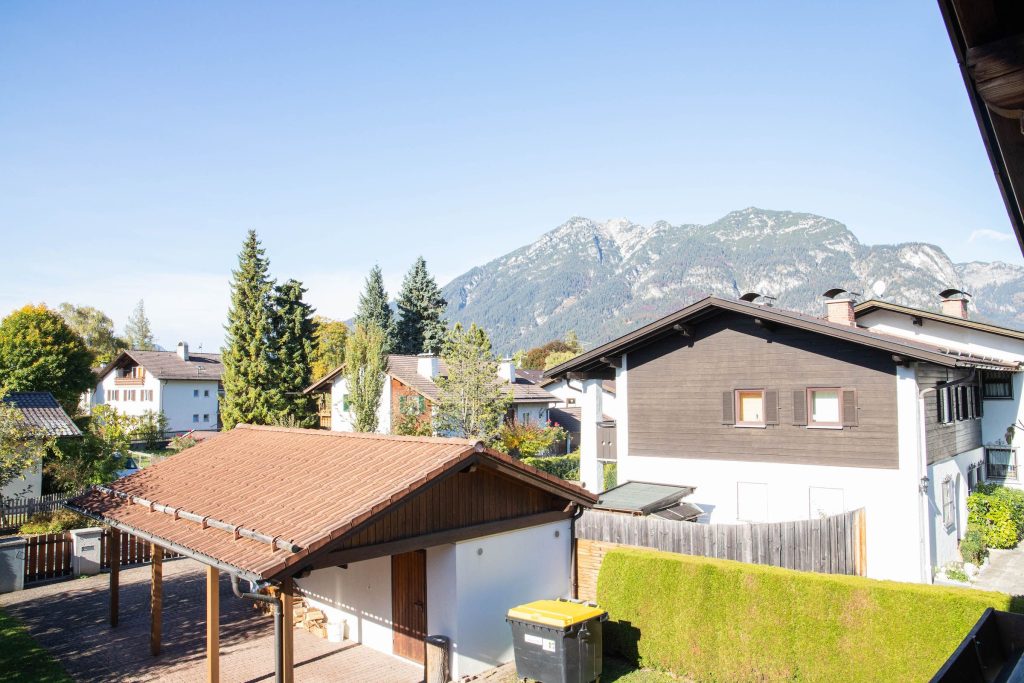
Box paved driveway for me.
[974,544,1024,596]
[0,559,422,683]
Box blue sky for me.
[0,2,1017,350]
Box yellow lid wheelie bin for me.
[506,598,607,683]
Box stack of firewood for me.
[293,600,328,639]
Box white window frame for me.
[941,477,955,530]
[806,387,842,429]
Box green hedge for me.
[966,483,1024,551]
[598,547,1023,682]
[521,453,579,481]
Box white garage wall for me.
[451,519,572,679]
[296,556,393,653]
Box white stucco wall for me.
[296,520,572,677]
[450,519,572,679]
[296,555,393,652]
[927,448,983,573]
[94,371,220,434]
[543,379,617,420]
[1,458,41,499]
[513,403,551,426]
[328,375,392,434]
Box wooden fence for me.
[575,508,866,601]
[0,490,84,532]
[100,529,183,568]
[24,532,73,584]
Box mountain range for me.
[439,208,1024,354]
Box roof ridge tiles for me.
[234,423,482,446]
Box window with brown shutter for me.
[807,388,842,427]
[792,390,807,426]
[735,389,766,427]
[841,389,858,427]
[721,391,735,425]
[764,390,779,425]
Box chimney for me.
[498,357,516,384]
[939,289,971,319]
[822,289,858,326]
[417,353,440,379]
[177,341,189,361]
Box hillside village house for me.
[70,425,594,681]
[546,293,1021,584]
[305,354,557,434]
[1,392,81,499]
[92,343,223,435]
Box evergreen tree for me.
[434,323,512,441]
[355,265,395,351]
[124,300,156,350]
[344,323,388,433]
[221,230,276,429]
[395,256,448,355]
[269,279,318,427]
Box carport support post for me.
[207,566,220,683]
[281,577,295,683]
[109,529,120,627]
[151,544,163,656]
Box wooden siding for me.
[627,313,900,469]
[334,465,567,552]
[920,364,983,464]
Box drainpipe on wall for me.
[569,502,586,599]
[231,574,283,683]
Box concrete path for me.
[0,558,422,683]
[974,544,1024,596]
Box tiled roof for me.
[97,350,224,382]
[68,425,594,580]
[307,355,557,404]
[854,299,1024,341]
[2,392,81,437]
[550,407,581,433]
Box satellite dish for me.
[739,292,762,302]
[822,288,861,299]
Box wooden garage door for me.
[391,550,427,663]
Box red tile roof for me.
[69,424,593,580]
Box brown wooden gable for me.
[313,461,571,568]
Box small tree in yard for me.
[0,304,95,415]
[434,323,512,442]
[0,400,52,497]
[124,299,156,350]
[494,419,567,458]
[48,405,133,491]
[344,323,388,433]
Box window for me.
[193,389,199,398]
[986,446,1018,480]
[204,389,210,397]
[737,482,768,522]
[807,388,841,427]
[983,371,1014,400]
[736,390,765,426]
[203,414,210,422]
[341,394,351,412]
[110,390,119,401]
[522,412,532,425]
[937,386,952,424]
[193,414,200,423]
[968,463,981,492]
[398,395,425,416]
[941,477,955,530]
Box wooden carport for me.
[67,424,595,682]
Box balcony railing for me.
[114,376,145,386]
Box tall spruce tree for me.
[344,323,388,433]
[395,256,448,355]
[221,230,276,429]
[433,323,512,442]
[124,299,156,350]
[269,279,318,427]
[355,265,395,351]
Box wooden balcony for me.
[114,376,145,386]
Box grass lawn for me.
[498,657,683,682]
[0,608,70,682]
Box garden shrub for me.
[521,453,579,481]
[19,509,91,535]
[960,527,988,565]
[598,547,1023,683]
[967,483,1024,550]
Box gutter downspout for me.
[569,502,586,598]
[916,368,977,584]
[231,574,283,683]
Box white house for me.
[0,392,81,499]
[546,293,1021,584]
[92,342,223,435]
[305,354,558,434]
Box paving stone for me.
[0,559,422,682]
